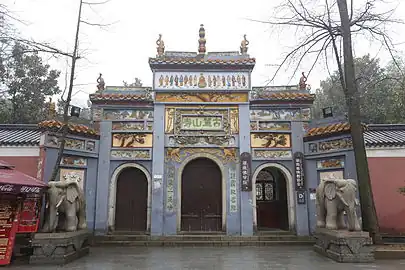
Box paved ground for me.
[10,246,405,269]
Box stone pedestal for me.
[30,230,90,265]
[313,228,375,263]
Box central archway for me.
[180,157,223,232]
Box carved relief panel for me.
[165,148,237,164]
[103,109,153,121]
[154,71,250,90]
[250,108,310,121]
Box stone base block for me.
[30,230,91,265]
[313,228,375,263]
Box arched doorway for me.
[181,158,222,232]
[255,167,289,231]
[115,167,148,232]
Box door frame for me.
[108,163,151,232]
[177,153,226,232]
[252,163,295,231]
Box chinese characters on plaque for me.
[181,116,223,130]
[294,152,305,189]
[240,152,252,191]
[229,168,238,212]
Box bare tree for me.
[254,0,403,243]
[48,0,114,182]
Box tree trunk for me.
[49,0,83,182]
[337,0,381,243]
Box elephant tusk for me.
[56,196,65,208]
[336,192,349,207]
[45,201,49,209]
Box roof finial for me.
[97,73,105,92]
[156,34,165,57]
[198,24,206,54]
[299,72,307,90]
[240,34,249,54]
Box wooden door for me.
[256,169,281,230]
[115,167,148,232]
[181,158,222,232]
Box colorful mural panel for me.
[111,150,151,159]
[154,71,250,90]
[103,109,153,121]
[251,133,291,148]
[317,158,345,169]
[112,133,153,148]
[253,150,292,159]
[155,92,248,103]
[112,122,153,131]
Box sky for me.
[4,0,405,108]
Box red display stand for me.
[0,197,20,266]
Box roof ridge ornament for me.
[156,34,165,57]
[240,34,249,55]
[299,72,308,90]
[97,73,105,92]
[198,24,206,54]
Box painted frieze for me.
[251,133,291,148]
[46,135,85,150]
[168,136,235,147]
[166,165,175,212]
[250,109,302,121]
[250,121,291,131]
[154,71,250,90]
[229,167,238,212]
[103,109,153,121]
[309,137,353,153]
[111,150,151,159]
[112,121,153,131]
[317,158,345,169]
[155,92,248,103]
[253,150,292,159]
[165,148,237,164]
[59,168,85,190]
[112,133,153,148]
[60,156,87,166]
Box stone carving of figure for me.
[315,177,361,231]
[42,180,87,232]
[156,34,165,57]
[97,73,105,92]
[240,34,249,54]
[299,72,307,90]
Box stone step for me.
[94,234,310,242]
[92,234,315,246]
[92,240,315,247]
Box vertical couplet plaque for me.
[240,152,252,191]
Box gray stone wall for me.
[41,132,99,232]
[304,134,358,234]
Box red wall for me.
[0,156,39,178]
[368,157,405,234]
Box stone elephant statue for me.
[42,180,87,232]
[316,178,361,231]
